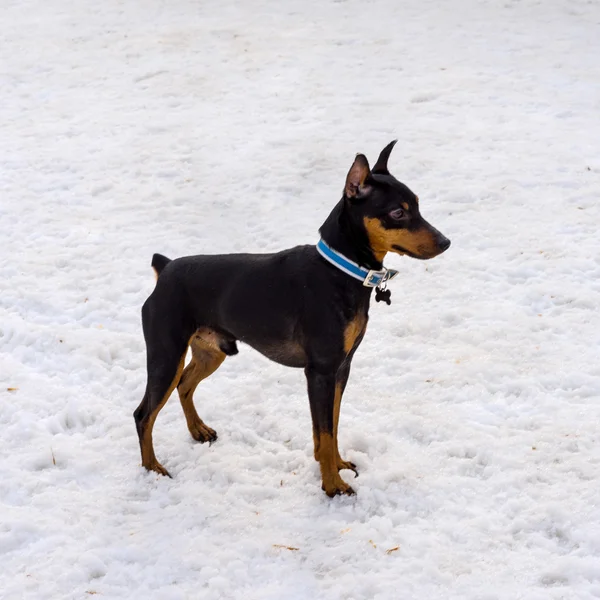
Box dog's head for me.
[343,141,450,262]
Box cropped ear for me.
[344,154,371,199]
[372,140,398,175]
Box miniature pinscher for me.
[134,141,450,497]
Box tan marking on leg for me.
[337,318,367,474]
[193,327,224,352]
[313,427,321,461]
[363,217,440,261]
[318,433,355,497]
[333,381,357,474]
[141,353,187,476]
[333,383,347,468]
[332,383,344,467]
[178,331,226,442]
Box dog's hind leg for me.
[177,329,227,443]
[134,353,187,477]
[134,304,191,477]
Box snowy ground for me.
[2,0,600,598]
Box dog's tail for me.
[151,253,172,279]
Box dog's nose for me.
[439,237,451,252]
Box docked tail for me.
[151,253,172,278]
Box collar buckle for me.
[363,269,385,288]
[363,268,398,288]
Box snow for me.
[1,0,600,598]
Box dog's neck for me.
[318,198,384,271]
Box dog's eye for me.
[389,208,405,220]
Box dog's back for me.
[146,246,328,366]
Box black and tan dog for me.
[134,141,450,497]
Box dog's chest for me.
[343,313,368,355]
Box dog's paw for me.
[144,460,172,478]
[189,422,218,444]
[322,476,356,498]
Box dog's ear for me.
[372,140,398,175]
[345,154,371,199]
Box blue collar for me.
[316,239,399,288]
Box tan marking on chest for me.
[344,314,367,354]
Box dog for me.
[134,141,450,497]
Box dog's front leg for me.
[305,363,355,497]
